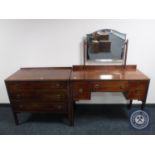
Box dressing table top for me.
[71,65,149,81]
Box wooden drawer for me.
[72,81,91,100]
[128,81,148,91]
[7,81,69,114]
[12,101,67,113]
[127,90,145,100]
[6,81,68,93]
[127,80,148,100]
[91,81,128,92]
[9,91,68,102]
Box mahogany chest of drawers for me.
[5,67,73,125]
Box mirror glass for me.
[85,29,127,64]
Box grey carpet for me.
[0,104,155,135]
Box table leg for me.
[128,100,132,109]
[141,100,146,110]
[68,112,74,126]
[12,111,19,125]
[68,101,74,126]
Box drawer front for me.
[72,82,91,100]
[7,81,68,93]
[9,91,68,102]
[127,80,148,100]
[127,90,145,100]
[7,81,69,113]
[91,81,128,92]
[128,81,148,91]
[12,101,67,113]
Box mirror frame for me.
[83,29,128,66]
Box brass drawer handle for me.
[55,94,63,98]
[57,105,62,110]
[135,90,139,93]
[135,90,143,94]
[95,84,100,88]
[19,105,23,108]
[120,86,124,89]
[56,83,60,88]
[16,94,21,99]
[79,88,83,93]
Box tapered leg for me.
[12,111,19,125]
[68,110,74,126]
[128,100,132,109]
[141,80,149,109]
[141,101,146,110]
[68,101,74,126]
[68,114,74,126]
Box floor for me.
[0,104,154,135]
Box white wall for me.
[0,19,155,103]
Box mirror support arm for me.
[84,38,87,65]
[123,39,128,68]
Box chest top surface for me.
[71,65,149,81]
[5,67,72,81]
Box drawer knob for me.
[57,105,62,109]
[16,94,21,99]
[19,105,23,108]
[79,88,83,93]
[120,86,124,89]
[56,83,60,87]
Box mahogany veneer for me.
[5,65,150,126]
[71,65,150,110]
[5,67,73,125]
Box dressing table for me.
[71,65,149,108]
[71,29,150,110]
[5,29,150,126]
